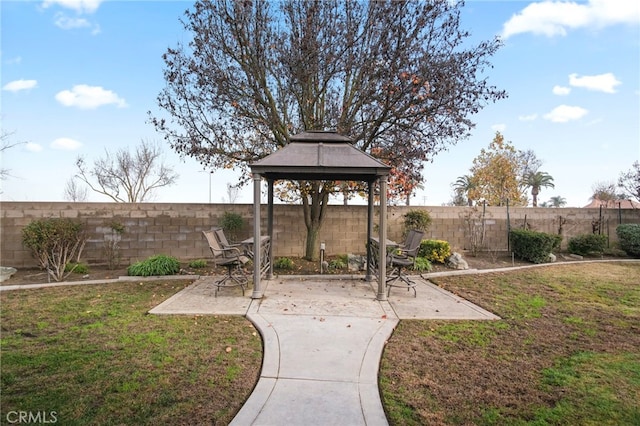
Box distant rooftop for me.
[583,198,640,209]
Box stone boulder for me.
[348,254,367,272]
[446,252,469,270]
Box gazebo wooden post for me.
[377,176,388,301]
[251,173,263,299]
[365,180,374,282]
[267,179,274,279]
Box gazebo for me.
[249,130,393,301]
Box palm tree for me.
[548,195,566,208]
[453,175,476,206]
[525,171,555,207]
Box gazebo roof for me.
[250,131,390,181]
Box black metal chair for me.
[386,230,425,297]
[202,229,250,296]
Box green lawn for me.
[380,262,640,425]
[2,262,638,425]
[0,281,262,425]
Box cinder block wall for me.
[1,202,637,268]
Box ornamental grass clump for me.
[413,257,433,272]
[273,257,294,270]
[188,259,208,269]
[127,254,181,277]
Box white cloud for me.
[502,0,640,39]
[552,85,571,95]
[54,13,90,29]
[26,143,43,153]
[2,79,38,92]
[42,0,104,14]
[51,138,82,150]
[569,72,621,93]
[491,123,506,132]
[543,105,589,123]
[518,113,538,121]
[55,84,128,109]
[53,12,100,33]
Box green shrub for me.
[568,234,607,256]
[412,257,433,272]
[188,259,208,268]
[616,224,640,257]
[418,239,451,264]
[328,258,346,270]
[274,257,294,270]
[65,262,89,274]
[220,212,244,243]
[403,210,432,236]
[127,255,181,277]
[510,229,562,264]
[22,218,87,282]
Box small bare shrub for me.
[103,220,125,270]
[22,218,87,282]
[460,207,488,256]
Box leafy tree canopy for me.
[468,132,527,206]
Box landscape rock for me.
[548,253,557,262]
[348,254,366,272]
[446,252,469,270]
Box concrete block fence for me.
[1,202,638,268]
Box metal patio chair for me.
[386,229,425,297]
[202,229,250,296]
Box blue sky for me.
[2,0,639,207]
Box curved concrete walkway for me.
[150,275,499,425]
[231,278,398,426]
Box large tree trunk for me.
[531,187,539,207]
[305,225,321,262]
[301,181,330,261]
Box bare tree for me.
[63,177,89,202]
[225,182,240,204]
[517,149,543,181]
[590,181,624,208]
[150,0,506,259]
[1,130,26,181]
[75,140,178,202]
[618,161,640,203]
